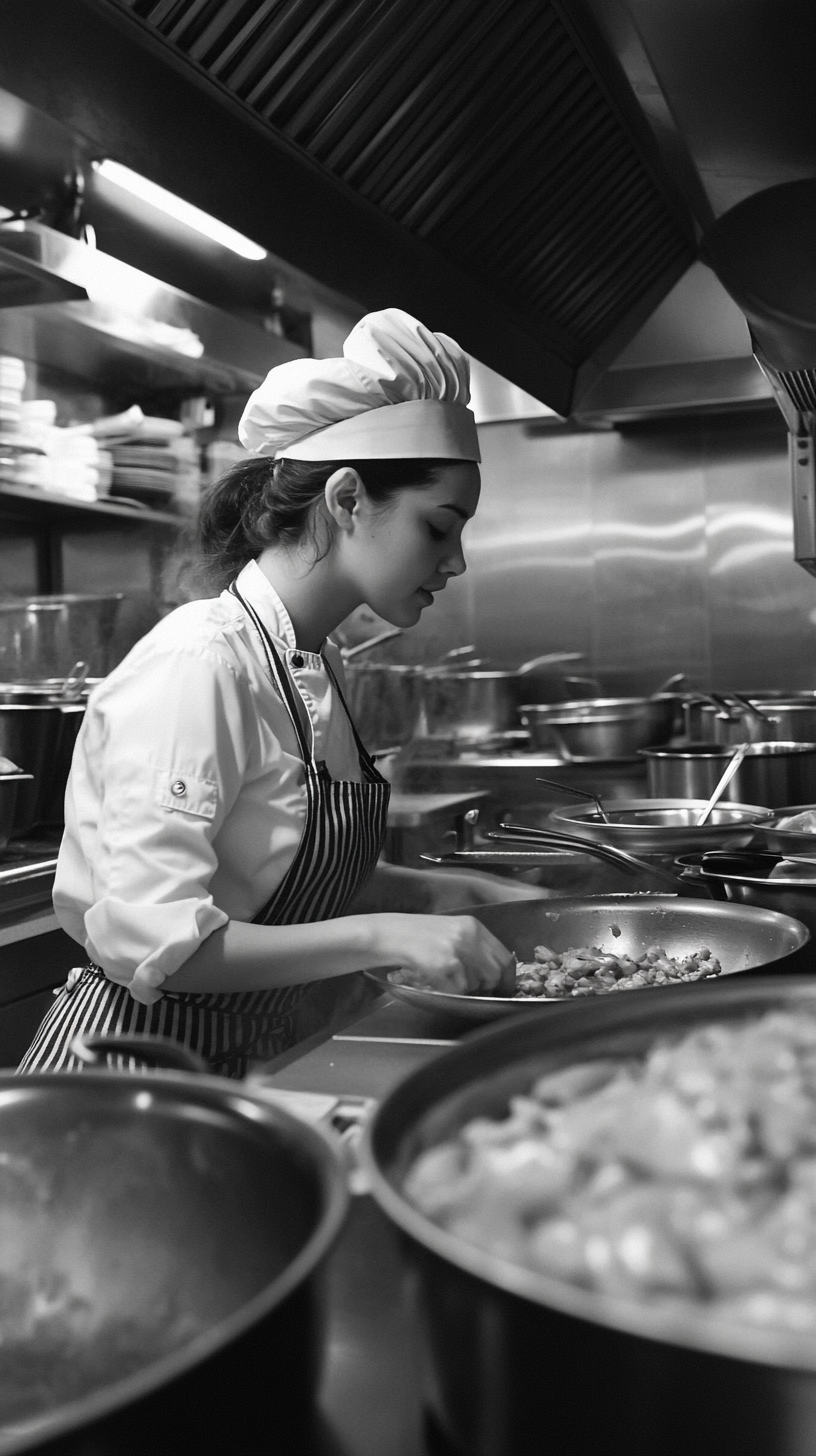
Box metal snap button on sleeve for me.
[171,780,186,797]
[291,654,304,668]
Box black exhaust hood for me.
[0,0,695,417]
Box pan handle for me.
[492,825,686,890]
[71,1032,209,1074]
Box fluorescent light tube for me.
[92,159,267,261]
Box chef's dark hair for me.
[196,454,457,590]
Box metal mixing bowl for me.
[753,804,816,855]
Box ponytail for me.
[194,454,454,592]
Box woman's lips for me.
[417,588,434,605]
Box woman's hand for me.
[370,913,516,995]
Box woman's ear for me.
[323,467,365,533]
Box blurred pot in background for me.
[728,741,816,809]
[342,663,422,751]
[642,743,732,798]
[0,704,64,831]
[520,696,677,760]
[419,653,583,743]
[0,595,123,677]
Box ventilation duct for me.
[702,181,816,574]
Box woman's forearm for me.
[168,915,385,992]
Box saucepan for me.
[0,1033,347,1455]
[364,976,816,1456]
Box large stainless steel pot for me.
[342,661,422,750]
[520,696,678,759]
[363,976,816,1456]
[0,1040,347,1455]
[419,654,583,742]
[641,742,733,798]
[0,595,123,678]
[728,741,816,808]
[688,698,816,745]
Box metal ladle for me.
[695,741,750,826]
[536,776,610,824]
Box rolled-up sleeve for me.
[55,647,252,1004]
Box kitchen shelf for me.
[0,481,183,530]
[0,221,304,403]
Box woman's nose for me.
[442,540,467,577]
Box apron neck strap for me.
[230,581,313,763]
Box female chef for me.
[19,309,536,1077]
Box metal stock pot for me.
[0,1035,347,1455]
[0,596,123,678]
[419,653,583,742]
[363,977,816,1456]
[520,696,678,759]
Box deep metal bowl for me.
[548,797,771,854]
[363,976,816,1456]
[754,803,816,855]
[520,697,677,760]
[368,895,810,1022]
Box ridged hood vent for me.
[114,0,691,362]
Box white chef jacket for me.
[53,559,363,1005]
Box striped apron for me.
[17,583,390,1079]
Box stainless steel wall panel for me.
[588,427,709,692]
[454,411,814,695]
[468,423,594,668]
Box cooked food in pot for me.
[515,944,722,998]
[405,1009,816,1332]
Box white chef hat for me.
[238,308,481,463]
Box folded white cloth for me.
[239,307,480,462]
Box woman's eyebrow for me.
[436,504,469,520]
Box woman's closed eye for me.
[427,523,448,542]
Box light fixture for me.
[92,159,267,261]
